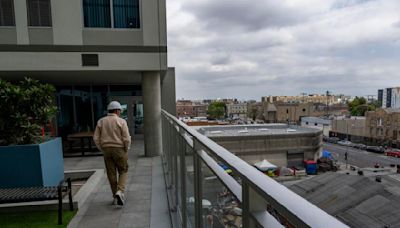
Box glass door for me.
[110,96,143,136]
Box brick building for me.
[365,108,400,147]
[176,100,207,118]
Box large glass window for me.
[83,0,140,28]
[0,0,14,26]
[83,0,111,28]
[113,0,140,28]
[27,0,52,27]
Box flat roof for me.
[197,124,321,137]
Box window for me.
[113,0,140,28]
[0,0,15,26]
[83,0,140,28]
[83,0,111,28]
[27,0,52,27]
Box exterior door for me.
[110,96,143,136]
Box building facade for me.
[0,0,174,156]
[176,100,207,118]
[226,103,247,119]
[330,117,366,142]
[274,102,324,124]
[261,94,349,105]
[379,87,400,109]
[301,117,332,137]
[198,125,323,167]
[365,109,400,147]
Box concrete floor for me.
[65,139,171,228]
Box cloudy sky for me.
[166,0,400,100]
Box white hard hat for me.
[107,101,122,110]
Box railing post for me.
[193,139,203,228]
[179,127,187,227]
[172,124,179,210]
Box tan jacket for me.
[93,114,131,151]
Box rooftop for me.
[197,124,321,137]
[289,172,400,228]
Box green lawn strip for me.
[0,210,77,228]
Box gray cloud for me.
[168,0,400,100]
[182,0,310,32]
[331,0,376,9]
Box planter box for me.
[0,138,64,188]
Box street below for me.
[323,142,400,168]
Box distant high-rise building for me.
[379,87,400,109]
[378,89,383,106]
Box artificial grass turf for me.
[0,210,77,228]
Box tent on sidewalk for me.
[254,159,277,172]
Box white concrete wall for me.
[51,0,83,45]
[391,87,400,109]
[0,52,162,71]
[14,0,29,44]
[2,0,167,47]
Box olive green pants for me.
[102,147,129,196]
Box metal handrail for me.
[162,110,348,228]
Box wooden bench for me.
[0,178,74,225]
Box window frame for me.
[0,0,16,27]
[26,0,52,27]
[83,0,141,30]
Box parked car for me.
[325,137,340,143]
[338,140,353,147]
[385,149,400,158]
[352,143,367,150]
[366,146,385,153]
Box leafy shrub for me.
[0,78,57,145]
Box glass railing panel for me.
[201,159,242,228]
[185,145,195,228]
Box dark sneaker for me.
[115,190,125,206]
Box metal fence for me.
[161,110,348,228]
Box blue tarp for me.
[322,150,333,160]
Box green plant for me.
[0,78,57,146]
[207,101,226,119]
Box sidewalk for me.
[65,139,171,228]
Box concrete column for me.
[142,71,162,157]
[14,0,29,44]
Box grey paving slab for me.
[118,213,150,228]
[77,214,120,228]
[67,139,171,228]
[131,175,152,185]
[123,199,151,214]
[128,182,152,192]
[126,189,151,201]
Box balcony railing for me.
[161,110,348,228]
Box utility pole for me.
[301,92,307,103]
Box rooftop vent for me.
[210,131,223,134]
[258,128,270,131]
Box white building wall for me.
[391,87,400,109]
[14,0,29,44]
[51,0,83,45]
[382,89,388,108]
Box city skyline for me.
[167,0,400,100]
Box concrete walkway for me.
[66,139,171,228]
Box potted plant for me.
[0,77,64,188]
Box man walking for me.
[94,101,131,206]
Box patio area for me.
[65,137,171,228]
